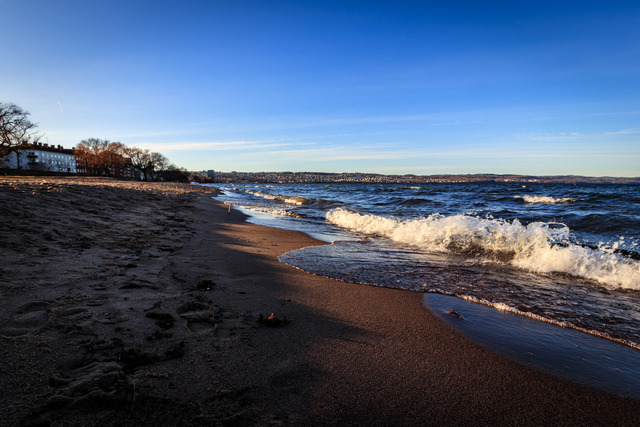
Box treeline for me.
[74,138,192,181]
[1,102,207,182]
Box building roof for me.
[27,143,74,155]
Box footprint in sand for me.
[176,301,221,333]
[3,301,51,336]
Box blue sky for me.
[2,0,639,176]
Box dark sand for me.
[2,176,640,426]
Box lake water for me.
[212,182,640,397]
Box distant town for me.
[210,171,640,184]
[2,102,637,185]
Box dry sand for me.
[1,176,640,426]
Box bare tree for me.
[103,141,128,176]
[0,103,42,169]
[75,138,128,177]
[125,148,170,181]
[75,138,106,175]
[126,147,153,180]
[149,152,170,181]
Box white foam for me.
[457,294,640,350]
[519,195,575,204]
[284,196,308,205]
[244,190,311,206]
[326,208,640,290]
[459,295,568,326]
[231,203,295,217]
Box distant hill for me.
[212,171,640,184]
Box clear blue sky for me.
[2,0,639,176]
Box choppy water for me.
[213,182,640,349]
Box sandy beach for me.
[2,176,640,426]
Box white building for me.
[2,143,77,173]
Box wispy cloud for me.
[137,140,294,152]
[518,128,640,141]
[517,132,585,141]
[603,128,640,136]
[587,110,640,118]
[231,143,519,164]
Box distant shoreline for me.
[212,171,640,184]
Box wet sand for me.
[2,176,640,426]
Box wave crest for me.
[326,208,640,290]
[519,195,576,204]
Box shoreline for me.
[2,177,640,425]
[424,293,640,400]
[230,191,640,400]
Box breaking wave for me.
[326,208,640,290]
[228,204,305,218]
[242,189,342,209]
[243,190,312,205]
[518,195,576,204]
